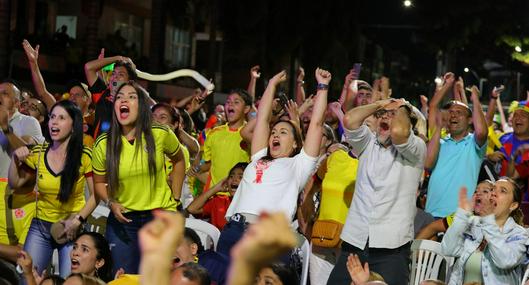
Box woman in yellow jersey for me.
[152,102,200,209]
[309,126,358,285]
[92,82,185,274]
[8,100,96,278]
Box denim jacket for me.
[441,208,528,285]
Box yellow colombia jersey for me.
[203,123,250,188]
[486,125,502,155]
[92,125,181,211]
[24,144,92,223]
[318,149,358,224]
[0,180,35,245]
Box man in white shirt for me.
[0,80,43,264]
[327,98,426,285]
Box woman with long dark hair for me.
[92,81,185,274]
[219,69,330,255]
[9,100,96,278]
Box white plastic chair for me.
[409,239,454,285]
[185,218,221,251]
[522,265,529,285]
[299,237,311,285]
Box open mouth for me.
[271,140,280,150]
[71,258,80,270]
[119,105,130,120]
[230,183,238,190]
[50,127,60,136]
[379,122,390,131]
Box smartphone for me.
[353,63,362,76]
[278,92,289,108]
[493,85,505,94]
[352,63,362,93]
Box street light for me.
[515,46,522,52]
[403,0,412,7]
[464,67,470,73]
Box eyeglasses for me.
[374,109,397,118]
[20,101,43,115]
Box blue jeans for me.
[217,214,248,257]
[105,211,153,275]
[23,218,72,279]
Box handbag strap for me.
[33,144,42,219]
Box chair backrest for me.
[409,239,454,285]
[522,265,529,285]
[299,238,311,285]
[185,218,221,251]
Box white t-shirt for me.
[225,147,318,222]
[0,111,44,178]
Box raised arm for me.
[295,67,306,105]
[469,86,488,146]
[485,88,500,126]
[343,100,387,131]
[425,111,442,170]
[84,55,132,86]
[251,71,287,155]
[247,65,260,100]
[428,73,454,133]
[303,68,331,157]
[240,117,256,144]
[22,40,55,111]
[389,100,412,145]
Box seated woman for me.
[441,177,528,285]
[17,232,112,284]
[219,68,331,256]
[416,180,494,240]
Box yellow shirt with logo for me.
[203,124,250,188]
[318,149,358,223]
[24,144,92,223]
[0,180,36,245]
[92,125,181,211]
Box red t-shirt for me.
[202,195,232,230]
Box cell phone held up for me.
[352,63,362,93]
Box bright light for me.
[464,67,470,73]
[403,0,412,7]
[515,46,522,52]
[434,77,442,85]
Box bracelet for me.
[491,95,499,100]
[297,80,305,85]
[316,83,329,91]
